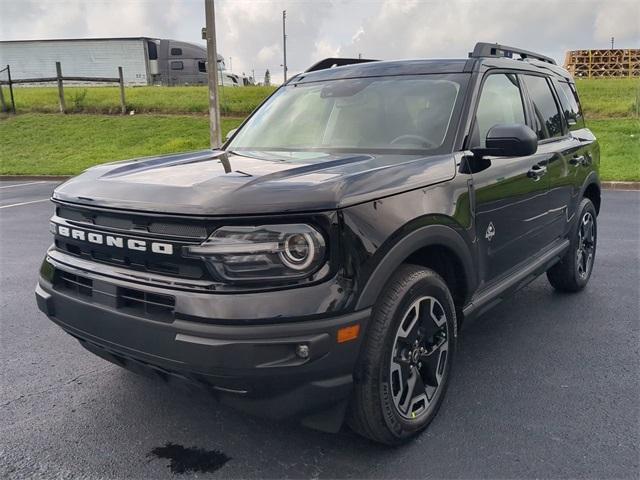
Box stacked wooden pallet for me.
[564,49,640,78]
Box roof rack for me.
[305,57,379,73]
[469,42,556,65]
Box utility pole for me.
[204,0,222,148]
[229,56,233,73]
[611,37,615,49]
[282,10,288,82]
[358,53,362,59]
[251,69,255,84]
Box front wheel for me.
[348,265,457,445]
[547,198,598,292]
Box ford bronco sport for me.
[36,43,601,445]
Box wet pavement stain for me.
[150,442,231,474]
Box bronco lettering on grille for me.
[55,224,174,255]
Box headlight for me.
[184,224,327,282]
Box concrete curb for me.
[601,181,640,191]
[1,176,639,190]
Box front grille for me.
[57,206,209,240]
[55,238,207,279]
[117,287,175,323]
[53,269,175,323]
[54,203,213,282]
[55,270,93,297]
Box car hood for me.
[53,149,457,215]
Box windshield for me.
[229,74,467,154]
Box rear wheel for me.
[547,198,597,292]
[348,264,456,445]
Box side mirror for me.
[471,124,538,157]
[225,128,238,142]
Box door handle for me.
[527,164,547,181]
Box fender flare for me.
[354,224,476,310]
[579,172,601,211]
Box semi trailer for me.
[0,37,247,86]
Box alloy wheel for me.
[389,296,449,420]
[576,211,595,279]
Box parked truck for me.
[0,37,234,86]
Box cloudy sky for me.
[1,0,638,83]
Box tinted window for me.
[554,80,584,130]
[229,75,464,153]
[147,41,158,60]
[475,74,525,147]
[198,61,206,73]
[170,48,182,56]
[170,61,184,70]
[523,75,563,139]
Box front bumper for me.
[36,253,370,431]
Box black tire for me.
[547,198,597,292]
[348,264,457,445]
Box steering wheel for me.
[390,134,437,149]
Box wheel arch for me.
[582,181,601,215]
[354,224,476,315]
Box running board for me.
[463,239,570,320]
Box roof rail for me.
[469,42,556,65]
[305,57,379,73]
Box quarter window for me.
[523,75,563,139]
[554,80,584,131]
[474,74,526,147]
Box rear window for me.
[522,75,563,140]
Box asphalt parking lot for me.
[1,180,638,479]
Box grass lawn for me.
[1,114,637,180]
[0,114,242,175]
[589,118,640,181]
[575,78,639,119]
[5,85,276,116]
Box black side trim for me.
[355,224,475,310]
[463,239,570,319]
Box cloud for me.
[1,0,638,84]
[594,0,640,43]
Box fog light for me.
[296,344,310,359]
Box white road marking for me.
[0,181,46,189]
[0,199,50,209]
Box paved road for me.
[1,181,638,479]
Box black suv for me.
[36,43,600,445]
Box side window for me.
[198,61,207,73]
[554,80,584,131]
[170,61,184,71]
[474,74,526,147]
[522,75,563,140]
[147,41,158,60]
[170,47,183,56]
